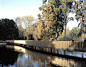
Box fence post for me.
[63,50,65,55]
[82,52,84,58]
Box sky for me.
[0,0,42,20]
[0,0,80,30]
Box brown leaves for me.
[79,16,83,24]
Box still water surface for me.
[0,45,86,67]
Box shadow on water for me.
[24,47,86,67]
[3,41,86,67]
[0,45,19,67]
[6,45,86,67]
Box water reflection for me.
[16,47,86,67]
[0,45,86,67]
[58,50,86,58]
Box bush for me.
[57,35,72,41]
[79,33,86,41]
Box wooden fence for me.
[6,40,85,49]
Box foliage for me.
[38,0,65,41]
[80,33,86,41]
[74,0,86,24]
[0,18,19,40]
[17,25,24,39]
[23,31,29,40]
[25,22,40,40]
[57,27,83,41]
[59,0,75,37]
[15,15,34,28]
[57,28,70,41]
[15,15,36,40]
[69,27,80,37]
[74,0,86,37]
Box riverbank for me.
[0,40,6,43]
[0,40,6,45]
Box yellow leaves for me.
[45,28,48,31]
[21,15,34,20]
[66,28,70,34]
[46,22,52,27]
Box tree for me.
[15,15,35,40]
[37,14,45,39]
[15,15,34,28]
[74,0,86,36]
[59,0,75,37]
[57,28,70,41]
[38,0,65,41]
[0,18,19,40]
[23,31,29,40]
[17,25,24,39]
[25,22,40,40]
[67,27,81,40]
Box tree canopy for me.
[38,0,77,41]
[0,18,19,40]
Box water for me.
[58,50,86,58]
[0,45,86,67]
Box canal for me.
[0,45,86,67]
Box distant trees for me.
[17,25,24,39]
[15,15,34,28]
[25,22,40,40]
[57,27,82,41]
[15,15,40,40]
[68,27,81,39]
[0,18,19,40]
[15,15,35,40]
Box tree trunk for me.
[55,25,57,41]
[64,12,67,37]
[81,25,83,37]
[27,36,29,40]
[64,22,67,37]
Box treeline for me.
[0,0,86,41]
[37,0,86,41]
[0,17,41,40]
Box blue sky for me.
[0,0,42,20]
[0,0,80,30]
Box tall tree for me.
[59,0,75,37]
[38,0,65,41]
